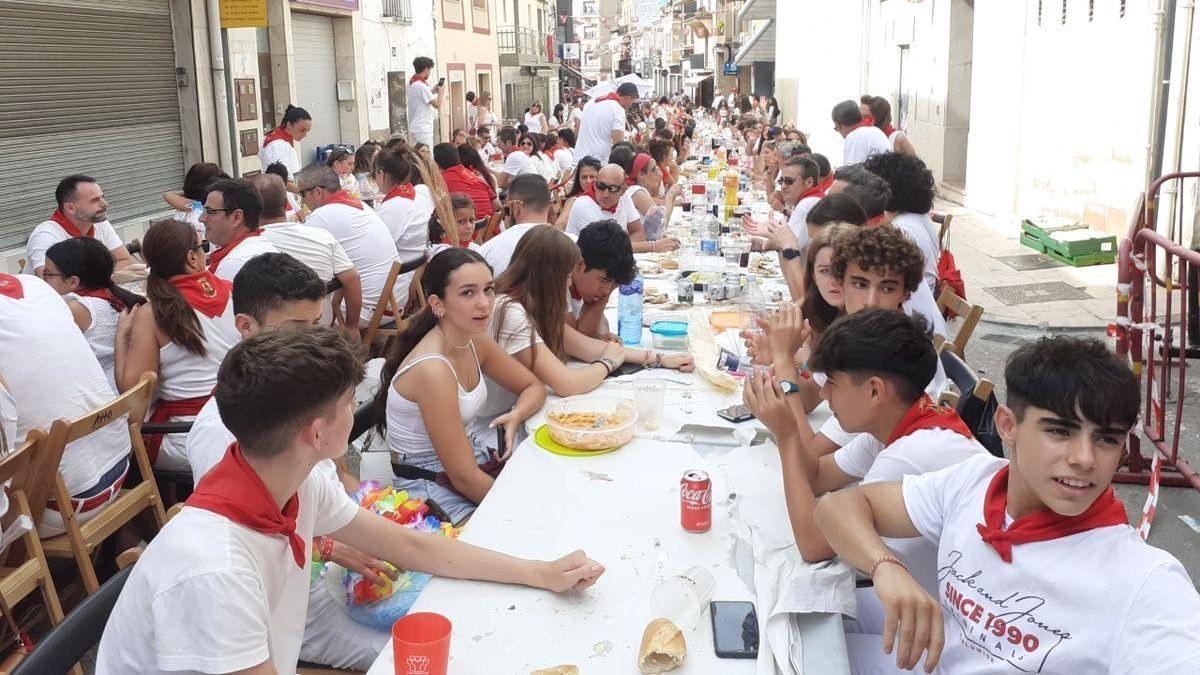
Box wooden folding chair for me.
[936,287,984,359]
[362,254,427,351]
[933,212,954,249]
[474,212,503,245]
[0,428,66,635]
[39,372,168,594]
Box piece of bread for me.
[530,666,579,675]
[661,259,680,270]
[638,618,687,674]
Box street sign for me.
[723,59,739,75]
[219,0,267,28]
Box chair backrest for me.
[936,213,954,249]
[939,350,1004,457]
[475,212,503,244]
[10,566,133,675]
[362,259,405,348]
[936,287,984,358]
[0,428,61,530]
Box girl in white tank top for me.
[114,220,240,471]
[373,248,546,524]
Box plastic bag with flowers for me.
[317,481,459,631]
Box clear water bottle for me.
[618,271,644,346]
[740,274,768,335]
[704,205,721,239]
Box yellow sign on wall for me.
[220,0,268,29]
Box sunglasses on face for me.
[192,240,212,253]
[594,181,623,194]
[780,176,798,186]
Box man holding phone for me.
[407,56,441,147]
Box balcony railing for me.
[497,25,555,65]
[382,0,413,24]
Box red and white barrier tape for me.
[1136,452,1162,541]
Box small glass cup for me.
[633,379,668,432]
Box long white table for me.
[367,206,854,674]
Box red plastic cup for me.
[392,612,451,675]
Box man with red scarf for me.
[27,174,132,277]
[202,178,279,282]
[98,325,605,674]
[406,55,441,148]
[814,336,1200,674]
[832,99,891,166]
[576,82,639,164]
[744,309,984,642]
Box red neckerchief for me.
[883,124,897,136]
[818,174,835,194]
[867,214,887,227]
[382,183,416,203]
[797,181,825,202]
[49,209,94,239]
[187,443,307,568]
[75,286,125,312]
[167,271,231,318]
[0,274,24,301]
[262,126,295,147]
[885,394,974,445]
[441,235,471,249]
[569,283,583,301]
[975,464,1129,563]
[581,186,617,214]
[323,190,364,210]
[594,92,621,104]
[207,230,264,273]
[628,153,653,186]
[850,116,876,132]
[410,73,428,85]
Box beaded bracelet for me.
[868,554,908,579]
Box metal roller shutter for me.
[291,13,342,166]
[0,0,184,249]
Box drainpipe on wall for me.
[206,0,234,175]
[1147,0,1175,197]
[1166,0,1195,246]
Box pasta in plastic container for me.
[545,395,639,450]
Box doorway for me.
[387,70,408,135]
[943,0,974,191]
[450,80,466,134]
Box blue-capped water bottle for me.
[618,271,644,346]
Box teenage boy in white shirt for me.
[185,253,391,670]
[98,325,605,675]
[496,126,535,189]
[743,309,985,631]
[815,336,1200,674]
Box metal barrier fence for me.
[1114,172,1200,494]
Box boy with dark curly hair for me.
[863,152,940,293]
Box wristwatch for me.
[781,248,802,261]
[779,380,802,396]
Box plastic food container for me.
[545,395,638,451]
[650,321,690,350]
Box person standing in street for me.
[260,105,312,191]
[407,56,441,148]
[575,82,640,164]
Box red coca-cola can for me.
[680,470,712,533]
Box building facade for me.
[360,0,438,139]
[433,0,503,137]
[498,0,559,121]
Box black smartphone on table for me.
[716,404,754,424]
[711,600,759,658]
[608,362,645,378]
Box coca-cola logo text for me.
[681,486,711,506]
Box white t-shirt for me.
[96,468,360,674]
[905,281,950,343]
[211,234,280,283]
[565,192,639,236]
[374,188,431,307]
[478,222,543,278]
[841,125,892,166]
[789,196,820,251]
[501,150,536,179]
[0,381,17,521]
[524,112,544,133]
[259,138,301,181]
[834,426,986,596]
[473,297,544,437]
[304,201,399,328]
[553,147,576,172]
[576,99,626,163]
[26,219,124,272]
[260,221,354,282]
[891,212,941,296]
[0,274,129,494]
[900,454,1200,674]
[406,79,436,134]
[531,153,560,182]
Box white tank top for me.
[157,296,240,400]
[524,112,544,133]
[67,293,120,392]
[386,342,487,466]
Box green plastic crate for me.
[1020,232,1046,253]
[1021,218,1117,258]
[1044,247,1116,267]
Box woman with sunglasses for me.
[519,132,559,183]
[609,145,682,245]
[114,219,240,470]
[43,237,146,391]
[524,101,548,134]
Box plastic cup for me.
[633,379,667,432]
[650,566,717,631]
[392,612,451,675]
